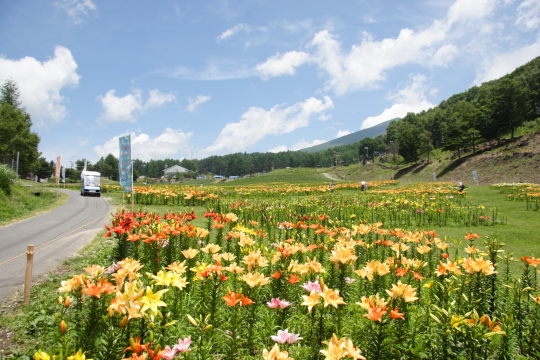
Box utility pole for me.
[334,151,340,168]
[15,151,20,178]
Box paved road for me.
[0,189,115,304]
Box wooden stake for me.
[24,244,34,304]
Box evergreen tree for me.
[0,79,40,174]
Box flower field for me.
[492,182,540,210]
[34,182,540,360]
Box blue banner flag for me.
[119,135,132,192]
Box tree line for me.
[388,56,540,163]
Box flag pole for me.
[131,160,135,213]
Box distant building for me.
[163,165,190,176]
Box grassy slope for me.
[0,182,68,227]
[328,130,540,185]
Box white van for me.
[81,171,101,197]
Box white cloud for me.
[291,139,327,151]
[171,60,257,80]
[475,40,540,84]
[97,89,143,123]
[447,0,497,25]
[255,21,451,95]
[268,145,288,153]
[256,51,311,79]
[253,0,512,95]
[360,74,436,130]
[203,96,333,155]
[336,130,351,138]
[186,95,211,112]
[56,0,97,24]
[93,128,193,162]
[269,138,328,153]
[217,24,250,41]
[145,89,176,109]
[0,46,80,126]
[97,88,176,122]
[430,44,459,66]
[516,0,540,30]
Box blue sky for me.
[1,0,539,165]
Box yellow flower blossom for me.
[320,288,347,308]
[386,281,419,302]
[182,248,200,259]
[240,272,270,287]
[301,290,321,313]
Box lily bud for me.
[64,296,71,308]
[187,314,198,327]
[129,337,137,351]
[60,320,67,334]
[120,316,128,328]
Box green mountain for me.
[299,119,395,153]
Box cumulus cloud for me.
[446,0,497,25]
[93,128,193,162]
[203,96,333,156]
[291,139,327,151]
[475,40,540,84]
[145,89,176,109]
[97,89,143,123]
[253,0,517,95]
[256,51,311,79]
[269,138,328,153]
[0,46,80,126]
[254,21,452,94]
[217,24,250,41]
[268,145,288,153]
[186,95,211,112]
[97,88,175,122]
[56,0,97,24]
[360,74,436,130]
[336,130,351,138]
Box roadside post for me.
[24,244,34,305]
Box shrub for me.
[0,163,16,195]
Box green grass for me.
[0,182,67,227]
[0,230,116,358]
[428,185,540,274]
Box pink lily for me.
[301,280,321,292]
[271,329,303,344]
[267,298,292,309]
[173,336,192,353]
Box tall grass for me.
[0,182,67,226]
[0,164,16,196]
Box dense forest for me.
[83,56,540,180]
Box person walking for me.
[330,181,335,193]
